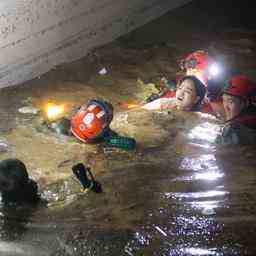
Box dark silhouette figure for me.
[0,159,39,205]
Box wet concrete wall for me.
[0,0,191,88]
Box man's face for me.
[222,94,244,121]
[175,79,200,111]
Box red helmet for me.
[223,75,256,100]
[71,99,113,143]
[180,50,212,71]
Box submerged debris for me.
[0,139,10,153]
[18,106,39,115]
[98,67,108,75]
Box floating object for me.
[71,99,113,143]
[0,140,9,153]
[18,106,39,114]
[104,135,136,150]
[72,163,102,193]
[98,67,107,75]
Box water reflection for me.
[180,154,218,171]
[165,190,228,199]
[123,120,238,255]
[178,247,217,255]
[177,154,225,183]
[125,212,226,255]
[194,171,224,181]
[188,121,220,144]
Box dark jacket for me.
[216,105,256,145]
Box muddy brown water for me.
[1,1,256,255]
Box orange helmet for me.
[180,50,213,71]
[71,99,113,143]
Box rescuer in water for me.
[216,75,256,145]
[146,50,240,117]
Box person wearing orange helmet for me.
[216,75,256,145]
[70,99,113,143]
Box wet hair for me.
[0,159,39,204]
[178,75,207,111]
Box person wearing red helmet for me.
[180,50,213,86]
[144,50,224,116]
[145,50,212,103]
[70,99,113,143]
[216,75,256,145]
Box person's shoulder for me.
[216,121,256,145]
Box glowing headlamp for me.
[209,63,221,77]
[44,103,65,121]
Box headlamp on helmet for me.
[209,63,221,77]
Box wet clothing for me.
[216,106,256,145]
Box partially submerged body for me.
[144,73,256,146]
[0,159,39,205]
[216,75,256,145]
[145,50,227,118]
[143,75,206,112]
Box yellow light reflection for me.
[45,103,65,121]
